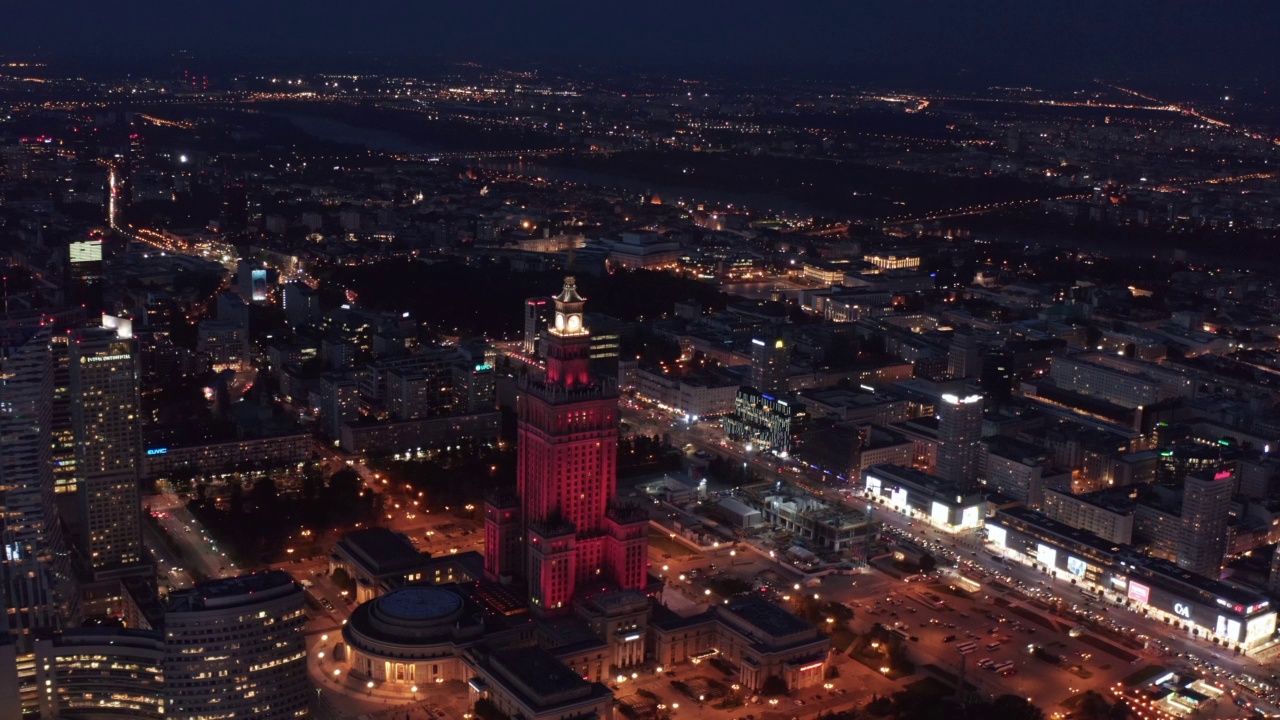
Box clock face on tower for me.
[555,313,565,331]
[567,314,581,332]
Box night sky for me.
[6,0,1279,85]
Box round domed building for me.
[341,584,488,685]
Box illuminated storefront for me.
[987,507,1277,650]
[862,464,985,532]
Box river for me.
[267,111,444,155]
[477,161,820,217]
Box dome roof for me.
[378,587,463,622]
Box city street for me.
[146,489,238,586]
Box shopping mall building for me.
[986,506,1276,651]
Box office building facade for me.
[1177,470,1234,578]
[0,325,74,650]
[935,392,984,488]
[69,326,144,575]
[750,336,791,395]
[163,571,309,719]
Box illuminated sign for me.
[799,661,824,671]
[941,393,982,405]
[475,364,493,372]
[1036,543,1057,568]
[1173,602,1192,619]
[865,476,882,494]
[1066,556,1087,578]
[1127,581,1150,605]
[931,501,949,526]
[83,354,131,363]
[986,524,1007,548]
[146,448,168,456]
[624,634,641,642]
[960,505,980,528]
[889,487,908,508]
[1247,613,1277,644]
[1213,470,1233,481]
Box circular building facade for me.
[341,585,486,686]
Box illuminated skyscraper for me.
[486,278,647,615]
[750,336,791,395]
[0,324,74,650]
[69,326,143,576]
[936,392,984,488]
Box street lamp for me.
[412,685,418,700]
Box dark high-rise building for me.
[65,235,104,316]
[485,278,647,615]
[1178,469,1234,578]
[947,329,981,380]
[936,391,984,488]
[220,177,249,237]
[523,296,550,356]
[750,335,791,395]
[48,333,77,494]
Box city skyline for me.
[5,12,1280,717]
[1,2,1279,86]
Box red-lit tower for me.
[484,278,647,615]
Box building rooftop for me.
[492,646,591,699]
[338,527,430,576]
[167,569,298,613]
[723,597,812,638]
[379,586,464,622]
[1129,557,1270,611]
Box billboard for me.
[1127,581,1150,605]
[69,239,103,263]
[865,476,882,495]
[889,487,908,508]
[986,524,1007,548]
[931,501,950,526]
[251,269,268,302]
[961,505,980,528]
[1036,543,1057,568]
[1216,615,1242,642]
[1247,614,1277,645]
[1066,556,1087,578]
